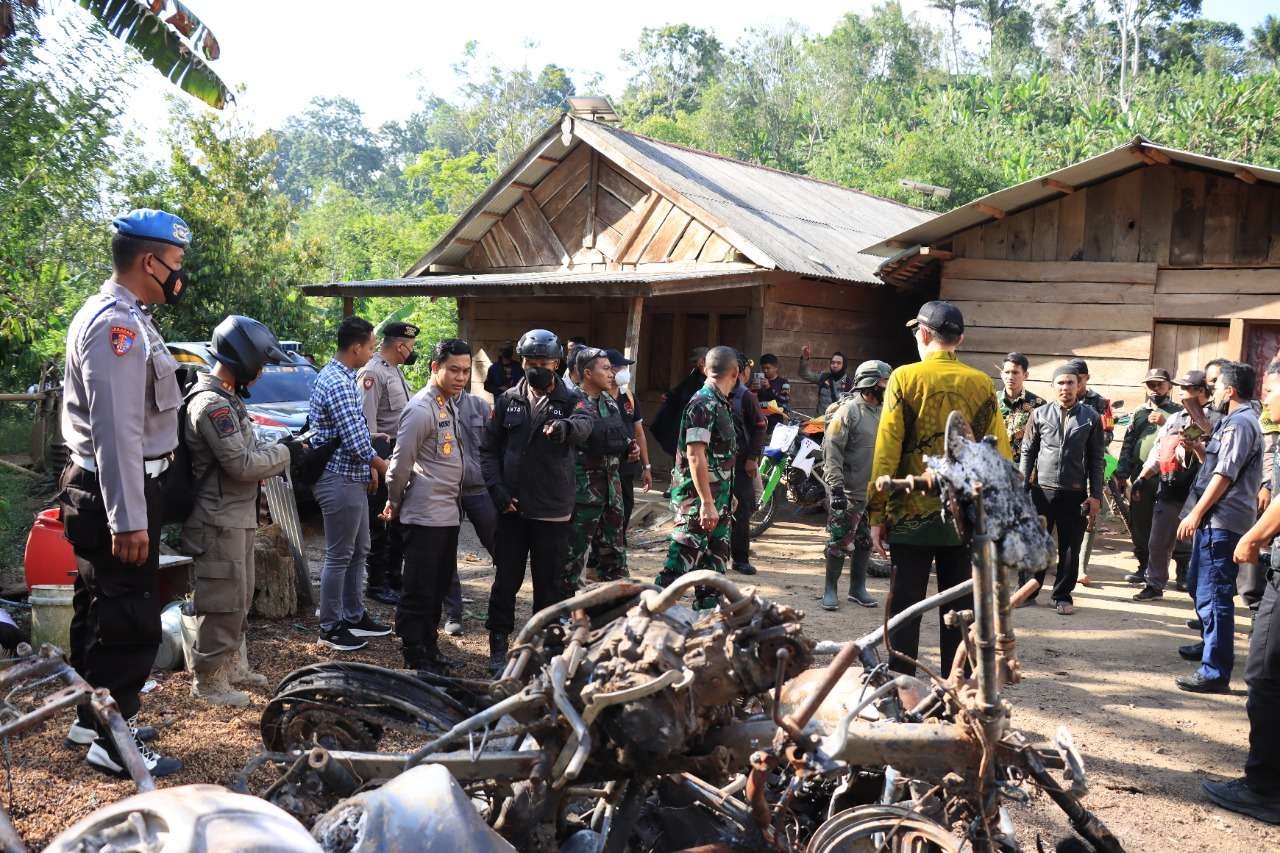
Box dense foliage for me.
[1,2,1278,393]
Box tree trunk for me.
[252,524,297,618]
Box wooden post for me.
[744,284,765,359]
[624,295,644,371]
[341,296,354,318]
[707,312,721,347]
[583,150,598,249]
[1228,317,1246,360]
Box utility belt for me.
[72,453,172,479]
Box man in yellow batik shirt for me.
[867,301,1011,679]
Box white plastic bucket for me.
[29,584,74,652]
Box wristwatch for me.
[642,464,652,470]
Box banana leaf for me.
[374,304,416,337]
[77,0,228,108]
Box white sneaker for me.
[444,618,463,636]
[86,734,182,777]
[67,716,156,748]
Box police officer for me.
[656,345,739,610]
[183,316,295,707]
[821,360,891,611]
[384,339,472,671]
[443,381,498,636]
[1068,358,1115,586]
[481,329,592,675]
[563,347,632,593]
[58,209,190,777]
[1117,368,1180,586]
[358,321,419,605]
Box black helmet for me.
[210,315,288,398]
[516,329,564,361]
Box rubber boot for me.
[847,547,879,608]
[821,554,843,611]
[488,632,509,677]
[191,661,250,707]
[229,639,270,689]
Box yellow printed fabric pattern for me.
[867,351,1013,546]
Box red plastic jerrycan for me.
[24,508,77,591]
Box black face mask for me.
[403,349,418,366]
[866,386,886,404]
[149,255,187,305]
[1148,392,1169,406]
[526,367,555,391]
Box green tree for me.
[274,97,385,204]
[1249,14,1280,69]
[620,24,723,121]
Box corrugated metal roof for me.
[574,120,934,283]
[302,267,779,297]
[406,116,934,285]
[862,136,1280,257]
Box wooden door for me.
[1150,322,1231,378]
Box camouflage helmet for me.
[852,360,892,390]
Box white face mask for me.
[615,368,631,388]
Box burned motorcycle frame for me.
[236,412,1124,852]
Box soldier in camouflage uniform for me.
[562,348,633,593]
[998,352,1047,466]
[657,346,740,609]
[822,360,891,610]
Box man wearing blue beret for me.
[56,208,191,777]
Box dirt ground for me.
[4,503,1275,851]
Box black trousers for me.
[619,474,636,543]
[1033,487,1088,604]
[60,463,163,728]
[1245,569,1280,794]
[396,525,459,659]
[484,514,569,636]
[731,462,755,565]
[886,542,972,679]
[366,475,404,591]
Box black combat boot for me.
[822,553,843,611]
[488,632,509,677]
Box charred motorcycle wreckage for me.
[41,413,1125,852]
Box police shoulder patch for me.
[363,376,375,389]
[209,406,238,438]
[108,326,137,357]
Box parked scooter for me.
[751,403,827,538]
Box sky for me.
[47,0,1274,136]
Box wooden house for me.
[865,137,1280,407]
[302,107,934,442]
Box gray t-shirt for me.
[1187,405,1263,536]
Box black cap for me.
[383,322,419,339]
[1173,369,1207,387]
[1144,367,1173,384]
[1066,358,1089,375]
[906,300,964,336]
[604,348,633,367]
[1052,365,1079,380]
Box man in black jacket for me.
[651,347,709,457]
[481,329,592,675]
[1020,365,1105,615]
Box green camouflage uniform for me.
[562,393,628,593]
[999,388,1047,466]
[657,383,737,607]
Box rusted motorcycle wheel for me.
[806,804,963,853]
[261,664,471,752]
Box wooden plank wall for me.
[950,165,1280,269]
[939,258,1158,406]
[463,296,591,395]
[462,143,742,271]
[761,278,919,412]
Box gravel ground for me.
[3,505,1273,850]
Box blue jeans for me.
[1189,526,1242,682]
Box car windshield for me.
[247,363,317,403]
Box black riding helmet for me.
[209,315,289,398]
[516,328,565,361]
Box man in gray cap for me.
[359,320,420,605]
[1116,368,1180,586]
[58,208,191,777]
